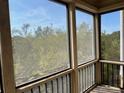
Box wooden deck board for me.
[90,85,124,93]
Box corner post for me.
[120,10,124,88]
[68,2,79,93]
[0,0,16,93]
[95,14,101,85]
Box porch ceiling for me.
[81,0,124,8]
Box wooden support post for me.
[0,0,16,93]
[95,14,101,85]
[120,10,124,88]
[68,2,79,93]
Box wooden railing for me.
[3,59,124,93]
[16,69,72,93]
[100,60,124,88]
[17,73,71,93]
[15,60,97,93]
[78,63,96,93]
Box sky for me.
[9,0,67,30]
[9,0,120,34]
[101,11,120,34]
[76,10,93,30]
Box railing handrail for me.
[78,59,98,69]
[16,69,72,93]
[16,60,98,93]
[100,60,124,65]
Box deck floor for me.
[90,85,124,93]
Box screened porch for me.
[1,0,124,93]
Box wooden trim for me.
[99,2,124,14]
[95,62,101,85]
[57,0,98,13]
[78,59,98,70]
[68,2,79,93]
[95,14,100,60]
[94,14,101,85]
[76,0,98,13]
[120,11,124,61]
[85,84,97,93]
[16,69,72,93]
[57,0,73,3]
[100,60,124,65]
[120,10,124,88]
[59,0,124,15]
[0,0,16,93]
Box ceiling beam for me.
[76,0,98,13]
[55,0,124,14]
[55,0,98,13]
[99,2,124,13]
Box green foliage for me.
[101,31,120,60]
[12,22,120,85]
[77,22,95,64]
[12,24,69,85]
[12,22,96,85]
[101,31,120,86]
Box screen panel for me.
[101,11,120,61]
[76,9,95,65]
[9,0,70,86]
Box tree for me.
[101,31,120,61]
